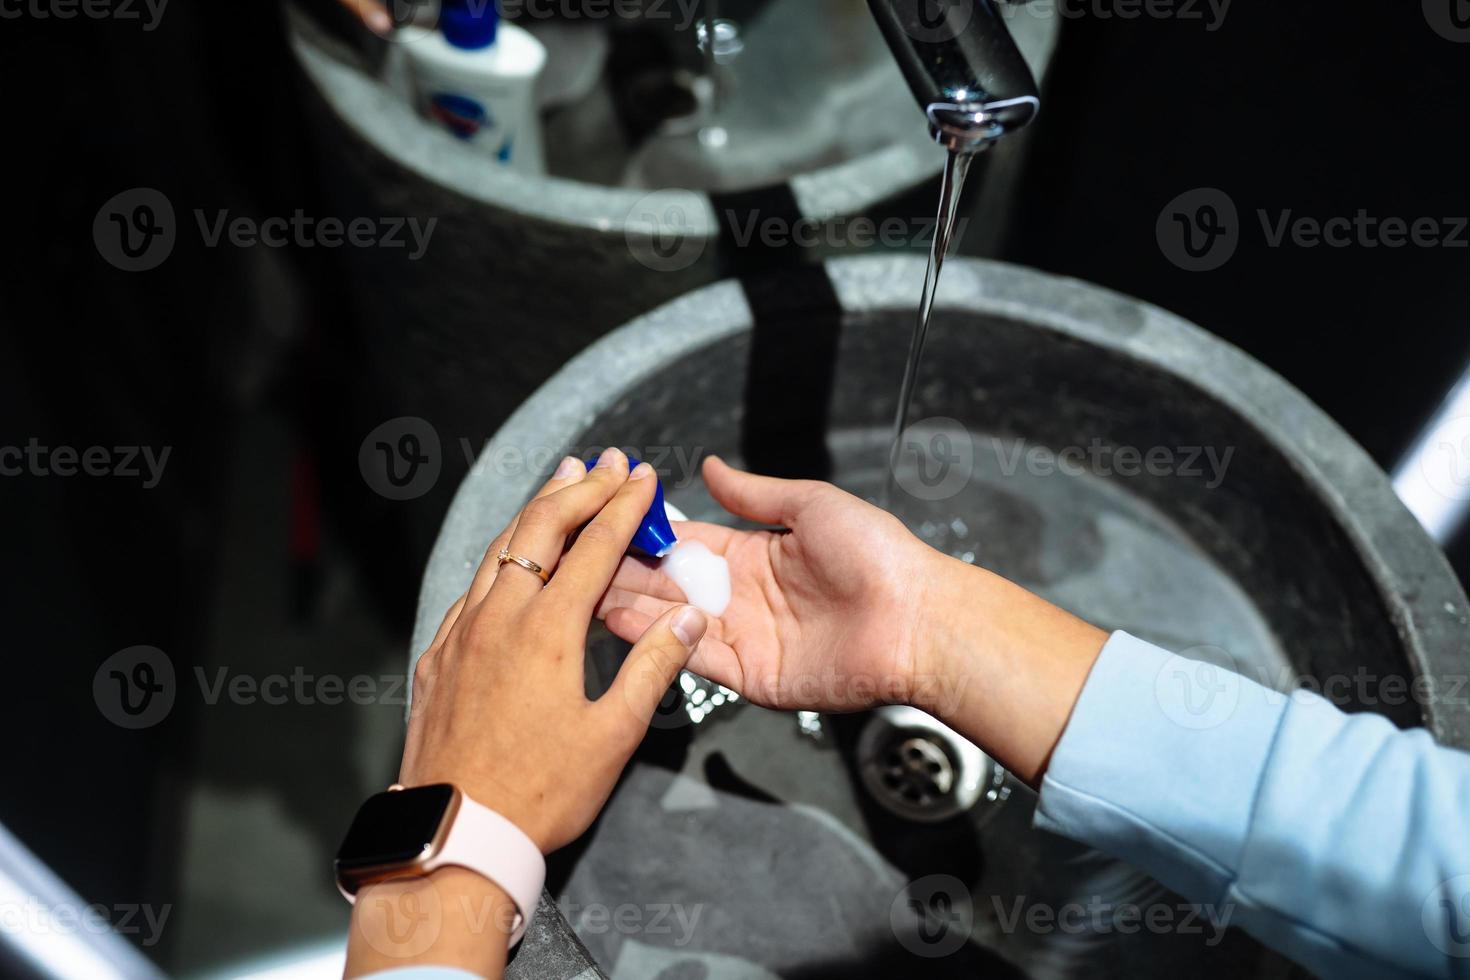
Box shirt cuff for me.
[1034,631,1289,904]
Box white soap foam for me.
[659,540,731,616]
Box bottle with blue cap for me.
[584,455,678,558]
[402,0,547,174]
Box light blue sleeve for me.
[1035,631,1470,979]
[359,968,484,980]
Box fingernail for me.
[629,462,654,480]
[367,9,393,33]
[554,456,582,479]
[671,606,708,647]
[595,447,625,470]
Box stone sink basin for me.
[410,255,1470,978]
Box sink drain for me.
[858,706,1008,823]
[882,736,956,808]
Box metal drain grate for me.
[857,706,1009,823]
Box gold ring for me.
[497,549,550,585]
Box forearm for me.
[912,553,1108,786]
[1031,631,1470,977]
[345,868,515,979]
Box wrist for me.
[346,867,515,978]
[907,555,1109,786]
[397,771,554,854]
[906,553,997,719]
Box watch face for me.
[335,784,456,870]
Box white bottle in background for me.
[403,1,546,175]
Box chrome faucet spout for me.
[866,0,1041,153]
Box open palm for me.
[597,457,938,711]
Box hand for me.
[598,456,944,712]
[337,0,393,35]
[348,449,712,978]
[599,456,1108,784]
[399,449,709,853]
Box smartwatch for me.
[334,783,546,947]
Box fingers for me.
[338,0,391,33]
[604,554,680,602]
[490,449,632,603]
[467,456,587,607]
[703,455,817,527]
[604,606,708,727]
[548,462,659,617]
[605,607,743,695]
[410,592,467,706]
[595,586,679,623]
[430,594,468,651]
[604,530,724,602]
[603,606,679,646]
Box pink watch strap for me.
[428,794,546,947]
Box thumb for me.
[703,455,816,527]
[606,606,708,727]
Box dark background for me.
[1,0,1467,972]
